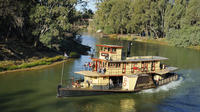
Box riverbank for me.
[0,39,90,74]
[0,56,70,75]
[104,34,200,50]
[104,34,168,45]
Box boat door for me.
[122,63,126,74]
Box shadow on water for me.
[0,90,37,112]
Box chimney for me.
[127,42,132,57]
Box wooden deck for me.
[75,66,178,77]
[75,71,125,77]
[155,67,178,75]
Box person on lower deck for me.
[109,79,114,88]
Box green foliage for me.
[30,0,79,50]
[0,67,5,72]
[7,65,18,70]
[0,0,90,59]
[94,0,200,47]
[184,0,200,26]
[94,0,130,34]
[1,56,64,71]
[164,0,186,33]
[69,52,80,58]
[0,0,35,42]
[167,26,200,47]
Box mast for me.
[61,61,65,85]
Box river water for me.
[1,33,200,112]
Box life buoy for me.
[123,78,127,86]
[123,82,126,86]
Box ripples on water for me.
[140,76,184,94]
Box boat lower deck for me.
[57,74,179,97]
[58,88,134,97]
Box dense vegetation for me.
[0,0,91,61]
[94,0,200,47]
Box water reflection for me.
[120,99,136,112]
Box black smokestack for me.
[127,42,132,57]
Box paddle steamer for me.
[58,44,178,97]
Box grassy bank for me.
[105,34,200,50]
[0,55,66,73]
[106,34,168,45]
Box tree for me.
[94,0,131,34]
[184,0,200,26]
[0,0,36,42]
[164,0,187,33]
[30,0,79,50]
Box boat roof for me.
[109,56,168,62]
[96,44,123,48]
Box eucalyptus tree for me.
[108,0,131,34]
[166,0,200,47]
[94,0,114,33]
[184,0,200,26]
[164,0,187,33]
[30,0,84,50]
[0,0,35,42]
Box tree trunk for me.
[34,37,40,48]
[149,26,158,39]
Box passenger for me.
[92,64,95,71]
[103,68,106,74]
[89,62,92,71]
[86,80,90,87]
[84,62,88,70]
[109,79,114,88]
[163,64,165,69]
[101,68,104,74]
[160,64,162,70]
[98,68,101,73]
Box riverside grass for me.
[0,55,65,72]
[106,34,200,50]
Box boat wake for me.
[139,76,184,93]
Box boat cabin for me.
[75,44,178,91]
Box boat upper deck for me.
[92,56,168,62]
[75,66,178,77]
[110,56,168,62]
[75,71,124,77]
[96,44,123,48]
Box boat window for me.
[112,48,116,52]
[104,47,107,51]
[112,63,115,67]
[108,63,111,67]
[108,62,116,68]
[108,48,110,51]
[101,47,103,51]
[116,63,121,68]
[103,77,107,80]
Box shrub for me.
[7,65,18,70]
[69,52,80,58]
[0,55,64,72]
[0,67,5,72]
[166,26,200,47]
